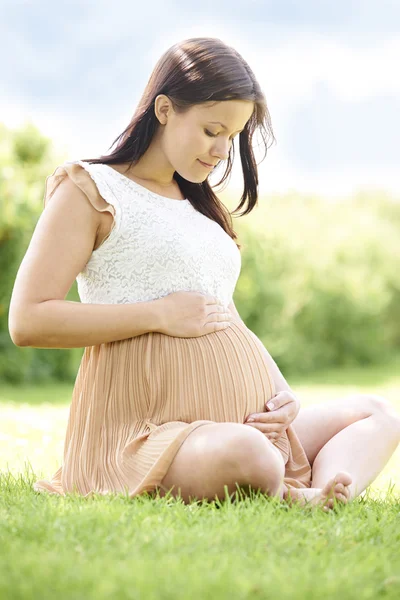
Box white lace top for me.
[71,161,241,308]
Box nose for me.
[211,138,231,161]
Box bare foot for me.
[283,471,353,512]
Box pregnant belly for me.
[141,320,276,425]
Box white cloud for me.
[242,34,400,112]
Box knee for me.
[364,394,400,435]
[227,425,285,494]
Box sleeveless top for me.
[43,160,242,308]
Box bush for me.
[231,191,400,375]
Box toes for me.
[334,482,351,497]
[335,471,353,486]
[323,478,337,494]
[335,492,348,503]
[322,493,347,511]
[324,498,334,509]
[342,486,351,499]
[322,472,352,495]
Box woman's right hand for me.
[154,291,233,338]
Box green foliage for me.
[0,121,82,384]
[13,121,50,165]
[232,191,400,375]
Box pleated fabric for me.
[33,316,312,498]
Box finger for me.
[207,311,232,322]
[245,422,284,436]
[259,403,297,423]
[206,304,223,315]
[246,413,286,424]
[266,391,296,411]
[205,295,218,304]
[244,421,281,433]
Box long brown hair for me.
[81,37,276,250]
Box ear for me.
[154,94,171,125]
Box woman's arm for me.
[8,176,162,348]
[228,300,294,395]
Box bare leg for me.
[158,423,285,503]
[282,395,400,510]
[282,411,400,510]
[309,411,400,500]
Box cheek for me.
[175,129,211,160]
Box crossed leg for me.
[290,393,400,503]
[157,422,286,504]
[156,394,400,508]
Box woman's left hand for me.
[244,391,300,443]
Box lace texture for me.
[73,161,242,308]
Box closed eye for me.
[204,129,238,140]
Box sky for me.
[1,0,399,199]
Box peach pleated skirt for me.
[33,319,312,498]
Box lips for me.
[198,159,216,168]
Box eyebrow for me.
[208,121,244,133]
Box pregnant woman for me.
[9,37,400,511]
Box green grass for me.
[1,364,400,599]
[1,473,400,600]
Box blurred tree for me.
[0,121,83,384]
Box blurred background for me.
[1,0,399,490]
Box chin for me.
[176,170,209,184]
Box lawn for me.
[1,360,400,599]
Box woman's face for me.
[162,99,255,183]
